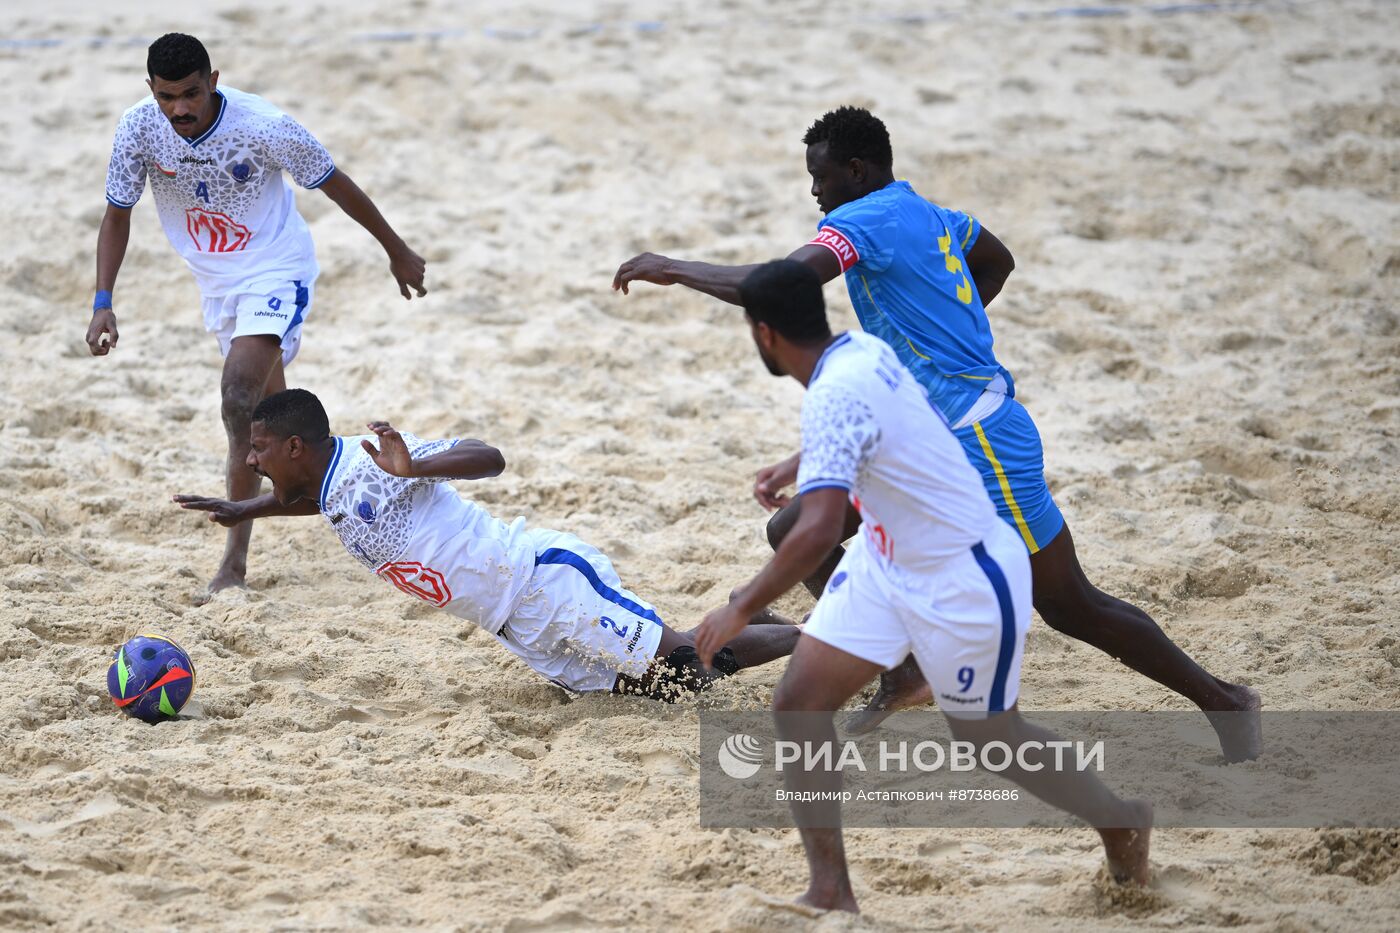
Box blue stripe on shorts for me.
[534,548,663,626]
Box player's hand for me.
[694,602,750,670]
[86,308,119,356]
[754,453,801,511]
[612,253,676,295]
[173,494,248,527]
[388,245,427,300]
[362,422,417,477]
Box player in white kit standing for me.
[87,33,427,594]
[693,261,1151,912]
[174,389,800,696]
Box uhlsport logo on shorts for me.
[718,733,764,780]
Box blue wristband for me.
[93,290,113,312]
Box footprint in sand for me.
[2,794,122,839]
[638,749,694,776]
[248,661,306,684]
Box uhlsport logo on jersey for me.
[717,733,765,780]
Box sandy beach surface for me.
[1,0,1397,928]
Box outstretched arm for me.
[87,204,131,356]
[612,244,842,305]
[173,492,321,526]
[360,422,506,480]
[318,170,427,300]
[693,486,849,666]
[964,226,1015,307]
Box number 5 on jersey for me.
[937,229,973,305]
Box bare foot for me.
[795,888,859,913]
[1207,684,1262,763]
[1100,799,1153,885]
[845,656,933,735]
[207,565,248,595]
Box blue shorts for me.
[954,399,1065,555]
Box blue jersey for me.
[810,180,1013,426]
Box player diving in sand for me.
[615,106,1261,761]
[88,33,427,596]
[173,389,800,697]
[692,261,1152,911]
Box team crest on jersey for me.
[185,207,251,252]
[230,161,252,182]
[356,500,377,525]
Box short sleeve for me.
[267,116,336,189]
[105,112,146,208]
[943,207,981,253]
[796,383,882,495]
[815,201,898,274]
[399,433,461,486]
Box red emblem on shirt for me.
[378,561,453,607]
[185,207,251,252]
[851,493,894,561]
[808,226,860,272]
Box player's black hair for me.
[146,33,211,81]
[252,389,330,444]
[739,260,831,345]
[802,106,893,168]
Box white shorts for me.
[803,520,1032,716]
[202,276,314,367]
[497,529,666,693]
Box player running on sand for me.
[174,389,800,697]
[692,261,1152,911]
[89,33,427,596]
[614,106,1260,761]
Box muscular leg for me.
[619,614,802,698]
[947,706,1152,884]
[209,338,284,593]
[1031,523,1261,762]
[771,635,885,913]
[766,498,862,599]
[789,513,1261,758]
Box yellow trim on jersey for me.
[961,220,978,249]
[972,422,1039,553]
[955,373,994,380]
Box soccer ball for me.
[107,634,196,724]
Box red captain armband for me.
[808,226,860,272]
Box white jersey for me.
[796,331,1002,581]
[105,86,334,297]
[317,435,537,635]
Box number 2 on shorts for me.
[599,615,630,638]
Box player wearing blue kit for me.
[692,261,1152,911]
[614,107,1260,762]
